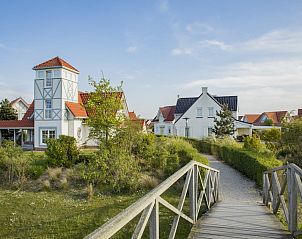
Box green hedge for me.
[188,138,283,186]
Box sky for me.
[1,0,302,118]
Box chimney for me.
[298,109,302,117]
[202,87,208,94]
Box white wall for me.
[154,122,175,136]
[174,92,221,139]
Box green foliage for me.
[281,118,302,166]
[0,141,30,186]
[263,118,273,126]
[0,98,17,120]
[27,153,48,179]
[260,128,281,152]
[213,104,235,137]
[196,138,283,186]
[46,135,79,167]
[243,134,263,152]
[85,77,124,144]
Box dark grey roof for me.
[175,97,198,114]
[214,96,238,111]
[175,94,238,114]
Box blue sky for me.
[1,0,302,118]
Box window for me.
[208,107,214,117]
[37,71,44,78]
[46,71,52,87]
[41,129,56,145]
[160,126,165,135]
[208,127,213,136]
[185,127,190,138]
[168,126,171,135]
[45,99,52,119]
[54,70,60,78]
[197,107,203,117]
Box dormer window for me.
[46,71,52,87]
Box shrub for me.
[139,174,160,189]
[243,134,263,152]
[260,128,281,153]
[196,138,283,186]
[27,153,48,179]
[46,135,79,167]
[0,140,31,186]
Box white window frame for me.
[45,70,52,87]
[208,107,214,117]
[197,107,203,117]
[45,99,52,119]
[40,129,56,145]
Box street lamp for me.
[183,117,190,138]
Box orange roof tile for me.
[65,102,88,118]
[22,101,34,120]
[243,114,260,123]
[253,111,287,126]
[33,56,79,72]
[129,111,138,120]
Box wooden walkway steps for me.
[188,155,291,239]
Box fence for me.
[263,163,302,237]
[84,160,220,239]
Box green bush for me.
[243,134,263,152]
[78,151,98,164]
[27,153,48,179]
[196,138,283,186]
[46,135,79,167]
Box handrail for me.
[84,160,220,239]
[263,163,302,237]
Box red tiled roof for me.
[129,111,138,120]
[161,106,176,122]
[33,56,79,73]
[22,101,34,120]
[11,97,29,107]
[0,120,34,128]
[243,114,261,123]
[253,111,287,126]
[65,102,88,118]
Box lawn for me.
[0,187,193,238]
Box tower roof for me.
[33,56,79,73]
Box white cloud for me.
[180,59,302,113]
[242,29,302,53]
[186,22,214,34]
[199,40,231,51]
[126,46,137,53]
[171,48,192,56]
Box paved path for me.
[188,155,291,239]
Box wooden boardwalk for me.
[188,155,291,239]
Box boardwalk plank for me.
[188,155,291,239]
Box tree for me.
[0,99,17,120]
[263,118,273,126]
[280,118,302,165]
[85,77,124,145]
[213,104,235,137]
[261,128,281,152]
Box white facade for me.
[155,87,252,139]
[153,106,176,136]
[11,98,29,120]
[33,67,79,148]
[174,88,222,138]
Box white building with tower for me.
[0,56,129,149]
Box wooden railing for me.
[263,163,302,237]
[84,160,220,239]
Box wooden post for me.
[288,165,297,234]
[189,166,197,223]
[13,129,16,146]
[149,200,159,239]
[263,173,266,204]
